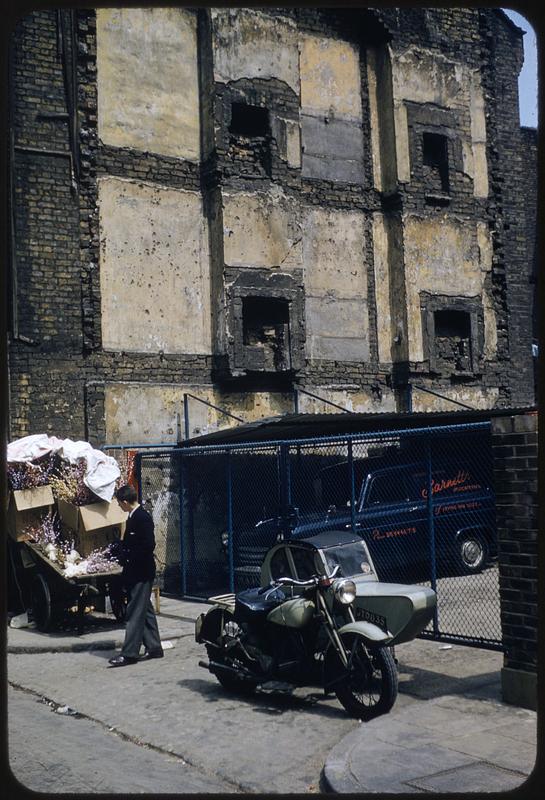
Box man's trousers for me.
[121,580,162,659]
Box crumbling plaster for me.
[96,8,200,160]
[98,177,211,355]
[222,188,302,270]
[105,382,297,444]
[299,33,362,119]
[297,387,396,414]
[390,45,488,195]
[211,8,300,95]
[403,214,494,363]
[412,386,499,412]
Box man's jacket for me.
[120,505,156,587]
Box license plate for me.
[355,606,388,631]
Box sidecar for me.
[260,530,436,646]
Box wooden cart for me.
[23,542,126,635]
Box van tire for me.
[456,531,488,574]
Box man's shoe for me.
[141,649,164,660]
[108,655,138,667]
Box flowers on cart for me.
[63,547,121,578]
[7,453,56,491]
[23,512,122,576]
[7,434,121,502]
[48,458,97,506]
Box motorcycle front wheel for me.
[205,610,258,696]
[328,635,398,720]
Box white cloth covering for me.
[7,434,121,502]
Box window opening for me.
[434,309,472,372]
[230,103,270,137]
[422,132,449,193]
[242,296,291,371]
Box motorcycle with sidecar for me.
[196,530,436,719]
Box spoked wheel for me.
[31,573,52,632]
[328,635,398,720]
[205,610,258,695]
[456,532,488,574]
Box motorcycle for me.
[196,529,437,719]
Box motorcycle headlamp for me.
[332,578,357,605]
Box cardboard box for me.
[7,485,54,542]
[57,498,127,533]
[72,525,121,558]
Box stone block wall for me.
[491,412,538,710]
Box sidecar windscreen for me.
[321,540,375,579]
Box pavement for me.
[7,596,539,794]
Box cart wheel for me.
[31,573,52,632]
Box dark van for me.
[319,458,496,579]
[237,455,496,585]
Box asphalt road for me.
[8,620,377,794]
[6,576,505,795]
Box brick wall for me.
[7,8,536,445]
[491,412,538,709]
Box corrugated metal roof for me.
[179,406,536,447]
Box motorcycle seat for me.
[235,586,286,622]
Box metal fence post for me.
[277,443,292,539]
[348,439,356,532]
[179,452,187,596]
[226,451,234,593]
[427,439,439,636]
[183,393,190,441]
[135,452,142,503]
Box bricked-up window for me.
[230,103,270,137]
[423,132,449,194]
[242,297,291,371]
[434,309,472,372]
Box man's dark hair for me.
[116,484,138,503]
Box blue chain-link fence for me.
[110,421,501,650]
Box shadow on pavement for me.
[178,677,348,718]
[398,663,501,700]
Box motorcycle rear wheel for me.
[330,636,398,720]
[205,611,258,696]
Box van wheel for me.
[456,532,488,574]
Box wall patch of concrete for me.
[98,177,211,355]
[105,382,297,444]
[96,8,200,160]
[412,386,499,411]
[303,206,369,362]
[390,45,487,193]
[211,8,300,94]
[299,33,362,119]
[222,188,302,270]
[403,214,484,362]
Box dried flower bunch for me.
[24,513,121,577]
[49,458,98,506]
[7,453,56,491]
[8,451,101,507]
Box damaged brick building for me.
[7,7,537,446]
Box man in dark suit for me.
[108,484,164,667]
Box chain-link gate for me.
[116,421,502,650]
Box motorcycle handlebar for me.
[272,575,318,588]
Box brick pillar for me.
[491,412,538,710]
